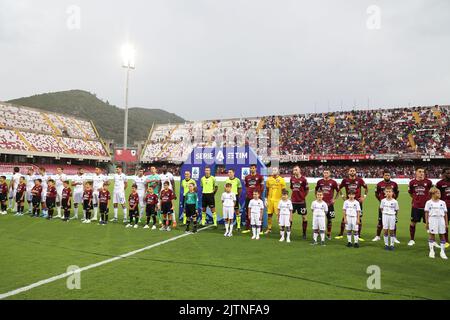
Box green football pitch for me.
[0,181,449,300]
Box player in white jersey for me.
[277,190,293,243]
[112,165,128,223]
[380,187,399,251]
[160,165,177,225]
[91,167,108,221]
[425,187,448,259]
[53,167,67,218]
[311,191,328,246]
[38,167,49,218]
[343,191,361,248]
[8,167,21,212]
[25,168,36,214]
[134,168,147,220]
[248,191,264,240]
[222,183,236,237]
[71,168,86,219]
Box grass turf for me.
[0,182,449,300]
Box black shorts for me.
[326,204,336,220]
[62,199,70,210]
[161,202,172,214]
[129,209,138,217]
[16,193,24,203]
[411,208,425,223]
[32,197,41,206]
[83,200,92,211]
[99,203,108,213]
[0,194,6,202]
[146,205,157,217]
[234,195,240,210]
[378,208,383,223]
[202,193,215,209]
[185,204,197,218]
[293,203,307,215]
[46,198,56,209]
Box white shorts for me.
[250,212,262,226]
[113,190,126,204]
[92,191,99,205]
[56,188,64,203]
[382,214,396,231]
[73,191,83,204]
[138,190,146,207]
[279,214,291,227]
[26,189,33,202]
[346,216,359,232]
[313,215,326,231]
[223,206,235,220]
[429,216,447,235]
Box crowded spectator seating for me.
[0,103,110,159]
[141,105,449,163]
[0,163,98,175]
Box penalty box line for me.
[0,226,214,300]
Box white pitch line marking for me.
[0,226,213,300]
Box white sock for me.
[441,242,446,253]
[8,198,12,209]
[390,236,395,247]
[57,206,61,216]
[256,227,260,237]
[280,230,285,238]
[140,208,144,219]
[320,232,325,242]
[347,233,352,243]
[28,203,32,213]
[229,222,234,234]
[384,235,389,246]
[225,222,229,233]
[429,241,435,251]
[13,203,17,212]
[114,208,118,219]
[252,227,256,237]
[313,232,318,242]
[287,231,291,241]
[83,210,86,219]
[123,208,127,220]
[354,234,359,243]
[93,207,98,219]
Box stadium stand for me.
[0,163,98,175]
[140,105,449,164]
[0,102,110,160]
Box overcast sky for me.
[1,0,449,120]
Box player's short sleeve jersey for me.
[376,180,399,201]
[311,200,328,217]
[225,177,242,195]
[93,174,107,191]
[266,176,286,201]
[17,183,26,195]
[160,172,174,190]
[182,179,197,196]
[83,189,93,202]
[315,178,339,205]
[248,199,264,215]
[128,192,140,207]
[290,175,309,204]
[425,200,448,217]
[133,175,147,193]
[145,193,159,206]
[184,192,198,205]
[114,173,127,191]
[146,174,161,194]
[26,174,35,191]
[12,173,21,189]
[32,185,42,197]
[343,200,361,217]
[436,179,450,208]
[380,198,399,215]
[408,179,433,209]
[244,174,264,199]
[160,189,175,203]
[46,186,57,199]
[62,187,72,200]
[221,192,236,207]
[73,174,86,193]
[40,174,49,190]
[54,173,67,191]
[98,190,110,203]
[278,199,293,216]
[0,182,8,195]
[339,177,367,199]
[201,176,216,194]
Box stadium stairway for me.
[412,112,421,124]
[156,124,179,158]
[14,129,37,151]
[42,113,62,135]
[408,133,417,150]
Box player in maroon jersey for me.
[290,166,309,239]
[408,168,433,246]
[144,186,159,229]
[336,168,368,241]
[372,170,400,242]
[127,184,140,228]
[82,182,94,223]
[315,169,340,240]
[14,176,27,216]
[0,176,8,215]
[31,179,43,217]
[160,181,175,231]
[436,168,450,246]
[98,182,110,225]
[61,181,72,221]
[243,164,264,234]
[45,179,57,219]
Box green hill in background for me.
[7,90,185,144]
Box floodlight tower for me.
[121,43,136,150]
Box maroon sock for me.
[245,214,251,230]
[394,225,397,237]
[302,221,308,235]
[339,220,345,236]
[359,222,363,237]
[376,224,382,237]
[445,228,449,243]
[410,224,416,241]
[327,222,332,236]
